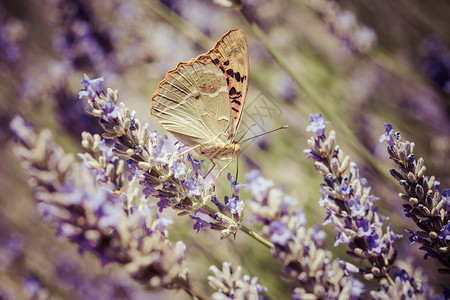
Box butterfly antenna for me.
[240,125,288,144]
[237,124,256,143]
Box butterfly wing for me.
[151,60,232,148]
[195,29,249,140]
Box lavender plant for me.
[304,113,438,298]
[380,123,450,273]
[9,115,191,293]
[10,75,265,298]
[244,169,365,299]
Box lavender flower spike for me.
[304,114,440,298]
[305,114,402,281]
[208,262,268,300]
[10,116,190,292]
[380,123,450,273]
[245,170,364,299]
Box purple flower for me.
[269,221,292,246]
[292,209,307,228]
[303,148,322,161]
[187,153,203,176]
[226,197,243,215]
[306,113,330,137]
[280,195,297,216]
[356,219,373,237]
[339,183,351,199]
[339,259,360,275]
[101,100,121,121]
[125,162,139,182]
[183,176,203,197]
[151,133,171,164]
[440,224,450,241]
[97,139,115,160]
[334,227,351,246]
[156,198,171,213]
[348,277,366,298]
[156,215,173,231]
[348,197,368,218]
[79,74,104,100]
[318,188,330,206]
[245,170,273,197]
[379,123,394,147]
[367,233,387,254]
[227,173,245,197]
[190,215,211,233]
[23,276,41,296]
[170,160,187,180]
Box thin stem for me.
[240,225,274,249]
[201,204,274,249]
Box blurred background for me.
[1,0,449,299]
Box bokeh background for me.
[1,0,450,299]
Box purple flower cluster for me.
[245,169,365,299]
[78,75,245,240]
[380,123,450,273]
[10,115,189,291]
[305,114,401,282]
[304,113,443,298]
[189,173,245,239]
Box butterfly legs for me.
[204,159,216,178]
[213,158,234,187]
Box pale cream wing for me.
[151,61,233,147]
[195,29,249,140]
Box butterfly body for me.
[151,29,248,163]
[197,140,241,160]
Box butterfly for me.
[151,29,249,177]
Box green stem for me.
[201,204,273,249]
[240,225,274,249]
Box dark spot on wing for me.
[212,58,220,65]
[232,107,239,112]
[231,99,241,105]
[226,69,234,77]
[219,66,225,73]
[224,60,229,66]
[229,87,237,96]
[234,72,240,82]
[226,77,229,85]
